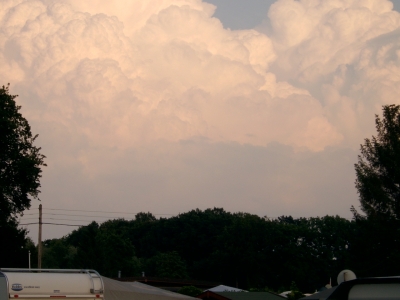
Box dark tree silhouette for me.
[0,83,46,267]
[355,104,400,220]
[0,84,46,222]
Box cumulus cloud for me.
[1,0,399,238]
[265,0,400,145]
[0,0,341,151]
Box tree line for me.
[29,209,399,293]
[1,84,400,293]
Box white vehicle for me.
[0,269,104,300]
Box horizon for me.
[1,0,399,240]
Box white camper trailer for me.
[0,269,104,300]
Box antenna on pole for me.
[38,204,42,269]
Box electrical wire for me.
[43,208,174,216]
[51,218,132,222]
[21,214,119,219]
[18,207,354,228]
[17,207,144,227]
[18,218,100,222]
[44,208,138,214]
[51,218,133,222]
[19,222,85,226]
[41,213,123,218]
[22,207,353,220]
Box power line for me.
[19,222,85,227]
[44,208,137,214]
[19,214,118,219]
[43,208,174,216]
[20,208,352,221]
[42,213,123,218]
[28,207,212,217]
[49,218,98,222]
[51,218,133,222]
[18,214,110,219]
[19,217,110,222]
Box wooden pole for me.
[38,204,42,269]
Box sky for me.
[1,0,400,241]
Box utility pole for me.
[29,251,31,269]
[38,204,42,269]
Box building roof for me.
[206,285,247,292]
[301,287,337,300]
[197,290,285,300]
[116,276,220,290]
[217,292,286,300]
[102,277,196,300]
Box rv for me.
[0,269,104,300]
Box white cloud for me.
[0,0,342,152]
[265,0,400,146]
[1,0,399,239]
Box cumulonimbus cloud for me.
[1,0,400,236]
[0,0,348,153]
[266,0,400,145]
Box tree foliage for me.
[67,220,141,277]
[353,104,400,276]
[0,219,30,267]
[177,286,203,297]
[146,251,188,279]
[42,238,76,269]
[42,209,358,293]
[0,84,46,222]
[39,207,399,290]
[287,282,305,300]
[0,84,45,267]
[355,104,400,220]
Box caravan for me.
[0,268,196,300]
[0,269,104,300]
